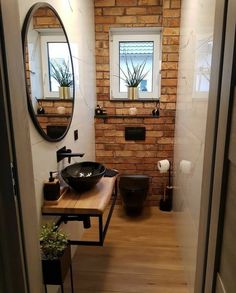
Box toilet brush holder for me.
[160,185,173,212]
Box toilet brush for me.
[159,162,173,212]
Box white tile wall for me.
[173,0,216,291]
[18,0,96,243]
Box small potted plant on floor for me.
[50,60,73,99]
[40,223,71,285]
[120,57,148,100]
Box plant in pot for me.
[40,223,71,285]
[50,60,73,99]
[120,57,148,100]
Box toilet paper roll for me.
[158,159,170,173]
[179,160,192,174]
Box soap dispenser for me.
[43,171,60,201]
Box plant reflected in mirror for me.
[22,3,74,141]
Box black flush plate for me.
[125,127,146,141]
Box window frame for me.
[40,34,68,98]
[109,28,162,101]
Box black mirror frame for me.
[22,2,75,142]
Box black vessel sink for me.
[61,161,106,192]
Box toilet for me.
[119,175,149,215]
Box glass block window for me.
[110,28,161,100]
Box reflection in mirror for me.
[23,3,74,141]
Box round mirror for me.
[22,3,74,142]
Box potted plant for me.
[120,57,148,100]
[50,60,73,99]
[40,223,71,285]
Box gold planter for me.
[59,86,71,99]
[128,87,138,100]
[59,87,64,99]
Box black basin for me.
[61,161,106,192]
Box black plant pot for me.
[42,245,71,285]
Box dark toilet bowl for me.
[119,175,149,215]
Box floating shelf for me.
[36,114,72,118]
[37,98,73,102]
[95,114,159,119]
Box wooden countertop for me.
[42,176,117,216]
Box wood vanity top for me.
[42,176,117,216]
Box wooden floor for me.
[64,206,188,293]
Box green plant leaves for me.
[120,56,149,87]
[50,60,73,87]
[40,223,68,260]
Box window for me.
[194,36,213,94]
[110,28,161,100]
[40,34,72,98]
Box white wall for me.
[18,2,96,290]
[173,0,216,291]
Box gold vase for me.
[59,86,71,99]
[59,87,64,99]
[128,87,138,100]
[63,87,70,99]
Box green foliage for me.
[50,60,73,87]
[40,223,68,260]
[120,57,149,88]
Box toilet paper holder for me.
[158,159,173,211]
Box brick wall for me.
[94,0,180,205]
[33,7,61,29]
[37,99,73,132]
[95,0,181,205]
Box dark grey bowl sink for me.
[61,161,106,192]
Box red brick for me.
[116,16,137,23]
[96,33,109,41]
[163,27,180,36]
[137,15,162,24]
[116,0,138,6]
[96,150,114,157]
[161,79,178,86]
[95,8,102,16]
[146,6,162,14]
[115,150,134,157]
[138,0,160,5]
[162,17,180,27]
[95,0,115,7]
[103,7,125,15]
[126,7,147,15]
[163,9,180,17]
[171,0,181,8]
[95,16,115,24]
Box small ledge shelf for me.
[37,98,73,102]
[95,114,159,119]
[36,114,71,118]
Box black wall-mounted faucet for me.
[57,146,84,163]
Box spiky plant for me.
[120,57,149,87]
[50,60,73,87]
[40,223,68,260]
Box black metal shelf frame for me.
[42,179,118,246]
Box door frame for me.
[194,0,228,291]
[201,0,236,291]
[0,0,42,292]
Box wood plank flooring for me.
[64,206,188,293]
